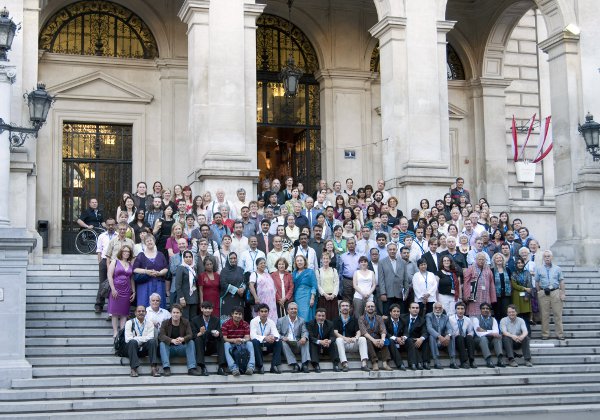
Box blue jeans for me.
[224,342,255,371]
[159,341,196,370]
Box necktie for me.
[436,316,441,333]
[409,318,414,333]
[318,323,323,339]
[308,210,312,227]
[264,234,269,253]
[458,318,464,336]
[531,254,535,262]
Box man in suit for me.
[407,209,420,233]
[302,197,321,229]
[306,308,340,372]
[256,219,274,255]
[400,302,430,370]
[378,242,409,315]
[291,202,309,231]
[426,302,455,369]
[422,237,441,273]
[333,300,369,371]
[472,302,505,368]
[191,301,226,376]
[359,301,393,371]
[276,301,311,373]
[449,301,477,369]
[384,304,407,370]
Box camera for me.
[544,288,551,296]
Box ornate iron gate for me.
[62,122,132,253]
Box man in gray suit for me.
[426,302,456,369]
[276,301,310,373]
[378,242,409,315]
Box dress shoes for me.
[217,366,227,376]
[94,305,102,314]
[301,363,310,373]
[496,359,506,368]
[485,360,495,368]
[341,362,349,372]
[256,367,265,374]
[162,367,171,376]
[188,368,203,376]
[130,368,138,377]
[200,366,209,376]
[361,364,370,372]
[313,363,321,373]
[416,363,423,370]
[422,362,430,370]
[231,369,240,376]
[433,362,443,370]
[291,364,300,373]
[372,363,379,371]
[382,362,393,371]
[508,359,519,367]
[270,365,281,374]
[398,364,407,371]
[333,364,341,372]
[525,361,533,367]
[449,363,459,369]
[460,362,470,369]
[469,361,478,369]
[410,364,418,371]
[151,365,160,377]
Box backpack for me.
[114,322,134,357]
[229,344,250,373]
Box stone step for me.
[27,276,99,284]
[26,337,114,347]
[26,320,112,329]
[26,347,114,357]
[28,265,98,272]
[26,296,97,304]
[26,329,110,337]
[3,391,600,419]
[26,290,98,298]
[26,312,110,320]
[26,283,98,290]
[2,381,600,414]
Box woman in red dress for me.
[198,256,220,318]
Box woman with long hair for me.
[129,209,150,244]
[293,254,318,322]
[352,256,376,317]
[272,257,294,318]
[182,185,193,213]
[436,255,461,315]
[317,253,339,319]
[491,253,512,322]
[132,234,168,309]
[108,245,135,337]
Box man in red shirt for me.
[222,306,255,376]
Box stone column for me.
[179,0,265,200]
[539,29,600,265]
[316,69,377,187]
[469,78,512,207]
[0,66,15,226]
[370,7,455,208]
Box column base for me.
[188,167,260,200]
[0,228,36,388]
[0,359,32,388]
[388,175,456,211]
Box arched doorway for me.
[256,14,320,194]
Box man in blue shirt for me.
[534,250,566,340]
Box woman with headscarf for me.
[174,250,199,319]
[219,252,246,324]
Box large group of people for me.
[78,176,566,376]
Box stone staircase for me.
[0,254,599,418]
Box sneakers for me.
[162,367,171,376]
[231,369,240,377]
[525,361,533,367]
[508,359,519,367]
[245,367,254,375]
[382,362,393,371]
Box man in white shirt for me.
[461,219,479,248]
[472,302,505,368]
[292,233,318,270]
[232,188,249,220]
[412,227,429,260]
[95,218,117,313]
[267,236,292,273]
[276,302,310,372]
[467,237,491,266]
[230,221,249,256]
[449,301,476,369]
[250,304,282,373]
[412,258,438,314]
[469,212,485,236]
[145,293,171,335]
[125,306,160,377]
[239,236,266,273]
[356,226,377,258]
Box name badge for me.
[519,292,526,297]
[481,286,486,291]
[261,345,267,352]
[450,289,455,294]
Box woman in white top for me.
[352,256,376,317]
[285,214,300,243]
[412,257,439,314]
[317,253,339,320]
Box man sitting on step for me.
[500,304,533,367]
[250,303,283,374]
[400,302,430,370]
[307,308,341,373]
[191,301,226,376]
[222,306,255,376]
[359,301,393,371]
[145,293,171,337]
[333,300,369,372]
[472,302,505,368]
[125,305,160,377]
[425,302,455,369]
[158,304,202,376]
[276,301,311,373]
[449,301,477,369]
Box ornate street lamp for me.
[0,83,55,148]
[0,7,17,61]
[279,0,302,98]
[578,112,600,161]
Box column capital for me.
[369,16,407,40]
[469,77,512,97]
[538,31,580,58]
[244,1,266,19]
[178,0,210,26]
[436,20,456,34]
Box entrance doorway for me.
[61,122,132,253]
[256,14,321,195]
